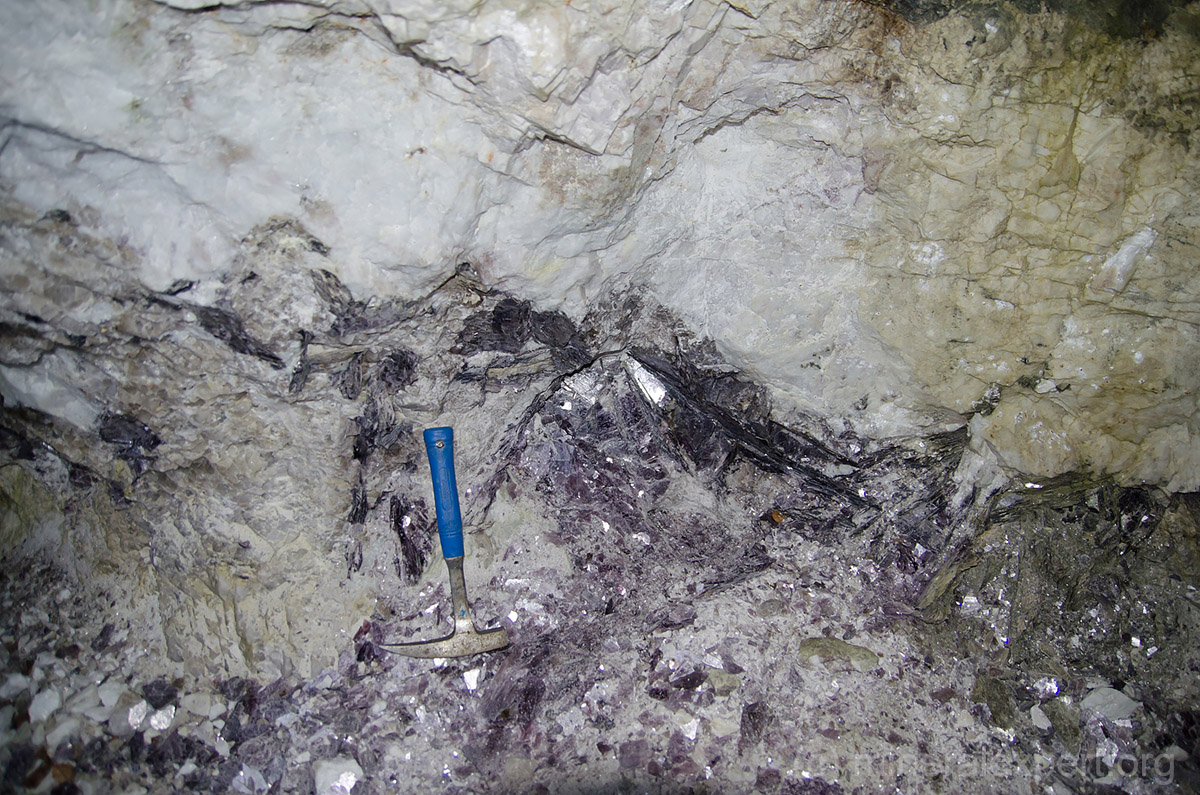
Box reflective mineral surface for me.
[2,0,1199,792]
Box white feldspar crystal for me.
[313,757,364,794]
[1082,687,1141,722]
[0,363,99,430]
[231,765,269,794]
[180,692,215,717]
[45,716,81,750]
[0,674,30,700]
[63,683,101,715]
[1089,226,1159,295]
[28,687,62,722]
[463,668,481,691]
[97,679,125,708]
[83,703,114,723]
[626,359,668,407]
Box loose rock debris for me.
[2,284,1198,794]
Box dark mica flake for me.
[193,305,284,369]
[98,411,162,477]
[455,297,590,368]
[258,697,293,723]
[625,349,863,497]
[2,743,35,789]
[40,209,72,224]
[374,349,418,392]
[98,413,161,453]
[288,330,313,394]
[143,678,178,710]
[348,480,368,525]
[330,299,410,336]
[127,731,145,763]
[218,676,259,706]
[657,603,697,630]
[311,269,354,311]
[354,620,382,664]
[755,767,782,791]
[532,309,591,370]
[739,701,770,749]
[107,481,130,505]
[390,496,429,585]
[0,426,36,460]
[144,730,214,777]
[68,464,95,489]
[782,776,844,794]
[618,738,648,770]
[456,297,532,355]
[90,623,115,652]
[352,422,371,462]
[220,713,242,744]
[347,540,364,575]
[351,403,408,462]
[517,678,546,725]
[670,669,707,690]
[215,758,242,790]
[336,352,364,400]
[162,279,195,296]
[237,721,271,743]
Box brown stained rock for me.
[1042,697,1083,753]
[971,675,1017,730]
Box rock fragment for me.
[313,757,363,794]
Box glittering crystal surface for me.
[2,0,1199,791]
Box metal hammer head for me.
[381,557,509,658]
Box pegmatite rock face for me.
[3,0,1199,489]
[1,0,1199,790]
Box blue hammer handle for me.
[424,427,465,560]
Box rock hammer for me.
[381,427,510,658]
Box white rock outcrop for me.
[3,0,1197,488]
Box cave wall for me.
[1,0,1198,680]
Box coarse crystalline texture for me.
[0,0,1199,684]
